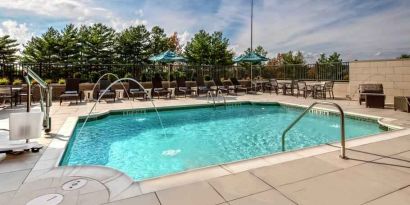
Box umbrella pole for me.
[250,62,253,90]
[168,64,171,88]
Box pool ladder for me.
[281,101,347,159]
[207,90,226,109]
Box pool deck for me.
[0,93,410,205]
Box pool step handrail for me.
[207,90,227,109]
[281,101,346,159]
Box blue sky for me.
[0,0,409,62]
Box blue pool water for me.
[61,103,385,180]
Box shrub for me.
[89,71,99,83]
[31,79,38,85]
[58,79,66,84]
[12,79,23,86]
[124,72,133,79]
[204,75,211,81]
[0,77,9,85]
[80,73,89,83]
[107,74,117,82]
[45,79,53,84]
[73,72,81,79]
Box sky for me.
[0,0,409,62]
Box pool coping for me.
[26,100,410,198]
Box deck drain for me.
[62,178,88,191]
[26,193,63,205]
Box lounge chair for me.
[152,74,171,99]
[128,80,147,101]
[59,78,81,105]
[196,77,209,96]
[229,78,247,94]
[176,78,191,98]
[214,78,230,95]
[98,79,116,102]
[359,84,385,108]
[0,112,43,153]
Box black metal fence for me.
[0,62,349,83]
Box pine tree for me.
[0,35,19,63]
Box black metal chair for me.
[0,86,16,108]
[296,81,311,98]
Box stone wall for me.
[348,59,410,103]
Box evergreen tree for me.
[22,27,60,64]
[81,23,116,64]
[184,30,211,65]
[59,24,80,64]
[148,26,168,56]
[0,35,19,63]
[115,25,150,64]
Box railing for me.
[281,102,347,159]
[0,62,349,83]
[207,90,227,109]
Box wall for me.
[349,59,410,103]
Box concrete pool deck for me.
[0,93,409,204]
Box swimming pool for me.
[60,103,386,180]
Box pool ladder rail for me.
[281,101,347,159]
[207,90,227,109]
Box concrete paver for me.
[156,182,225,205]
[208,172,271,201]
[229,189,296,205]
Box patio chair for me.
[128,80,147,101]
[176,78,191,98]
[196,77,209,96]
[17,85,34,105]
[313,82,326,99]
[230,78,247,94]
[98,79,116,102]
[284,80,297,95]
[213,78,230,95]
[296,81,311,98]
[359,84,385,108]
[0,112,43,153]
[394,96,410,113]
[59,78,81,105]
[264,78,282,95]
[152,74,171,99]
[325,81,335,99]
[0,86,16,108]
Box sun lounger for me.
[59,78,81,105]
[152,74,170,99]
[98,79,116,102]
[176,78,191,98]
[196,77,209,96]
[128,80,147,100]
[229,78,247,94]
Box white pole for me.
[250,0,254,90]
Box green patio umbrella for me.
[233,51,269,91]
[149,50,186,87]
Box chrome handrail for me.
[217,90,227,109]
[281,101,346,159]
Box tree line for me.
[0,22,353,66]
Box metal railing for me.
[0,62,349,83]
[281,101,346,159]
[207,90,227,109]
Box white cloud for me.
[177,31,190,47]
[0,20,33,51]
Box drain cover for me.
[62,178,88,191]
[26,193,63,205]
